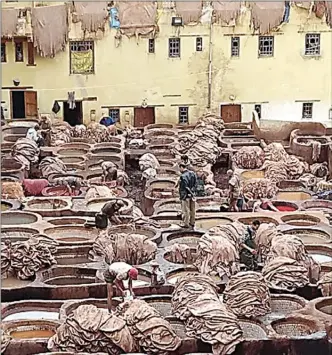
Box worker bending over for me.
[52,176,82,196]
[103,261,138,312]
[95,200,124,229]
[101,161,118,182]
[253,199,278,212]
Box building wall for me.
[1,2,331,125]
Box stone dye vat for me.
[238,216,278,226]
[282,229,331,245]
[47,217,88,225]
[1,227,40,242]
[1,200,14,211]
[281,214,321,227]
[1,211,40,225]
[238,319,268,340]
[306,245,332,267]
[24,198,70,216]
[43,226,98,245]
[55,246,93,266]
[301,200,332,213]
[2,300,62,322]
[276,191,312,201]
[166,230,204,248]
[195,216,233,229]
[271,316,325,338]
[2,319,59,339]
[315,297,332,316]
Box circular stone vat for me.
[269,295,307,317]
[40,267,98,286]
[55,246,92,266]
[273,201,299,212]
[315,298,332,316]
[25,198,69,211]
[271,317,322,337]
[41,186,82,197]
[57,148,89,156]
[276,191,311,201]
[166,268,219,285]
[241,170,265,180]
[145,123,174,131]
[107,225,158,242]
[277,180,306,191]
[47,217,87,226]
[281,214,320,227]
[167,231,203,248]
[306,245,332,266]
[43,226,98,245]
[91,147,122,155]
[2,320,58,339]
[141,296,172,317]
[1,227,40,242]
[239,320,268,339]
[282,229,331,244]
[2,159,23,173]
[1,211,39,225]
[1,200,13,211]
[148,180,176,189]
[238,216,278,226]
[58,156,86,165]
[195,217,233,230]
[2,301,61,322]
[301,200,332,213]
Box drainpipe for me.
[207,7,213,109]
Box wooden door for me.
[24,91,38,117]
[134,107,155,127]
[220,104,241,123]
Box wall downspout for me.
[207,9,213,109]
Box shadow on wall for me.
[252,114,327,143]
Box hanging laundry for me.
[52,100,61,114]
[109,7,120,28]
[67,91,76,110]
[283,1,291,23]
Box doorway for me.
[11,90,38,119]
[134,107,155,127]
[220,104,242,123]
[63,101,83,126]
[11,91,25,118]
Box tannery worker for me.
[103,261,138,312]
[177,163,197,229]
[253,199,279,212]
[26,124,44,147]
[227,170,241,212]
[52,176,82,196]
[39,116,52,146]
[95,200,124,228]
[101,161,118,182]
[196,170,207,197]
[181,155,193,170]
[240,220,260,271]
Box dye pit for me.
[1,118,332,355]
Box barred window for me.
[231,37,240,57]
[148,38,155,54]
[70,41,94,74]
[178,107,189,124]
[109,109,120,122]
[305,33,320,55]
[169,38,180,58]
[258,36,274,57]
[196,37,203,52]
[302,103,313,119]
[1,43,6,62]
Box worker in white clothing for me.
[26,124,44,146]
[103,262,138,312]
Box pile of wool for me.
[232,146,265,169]
[241,178,278,200]
[1,181,24,200]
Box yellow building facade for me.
[1,1,332,126]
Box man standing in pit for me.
[240,220,260,271]
[178,163,197,229]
